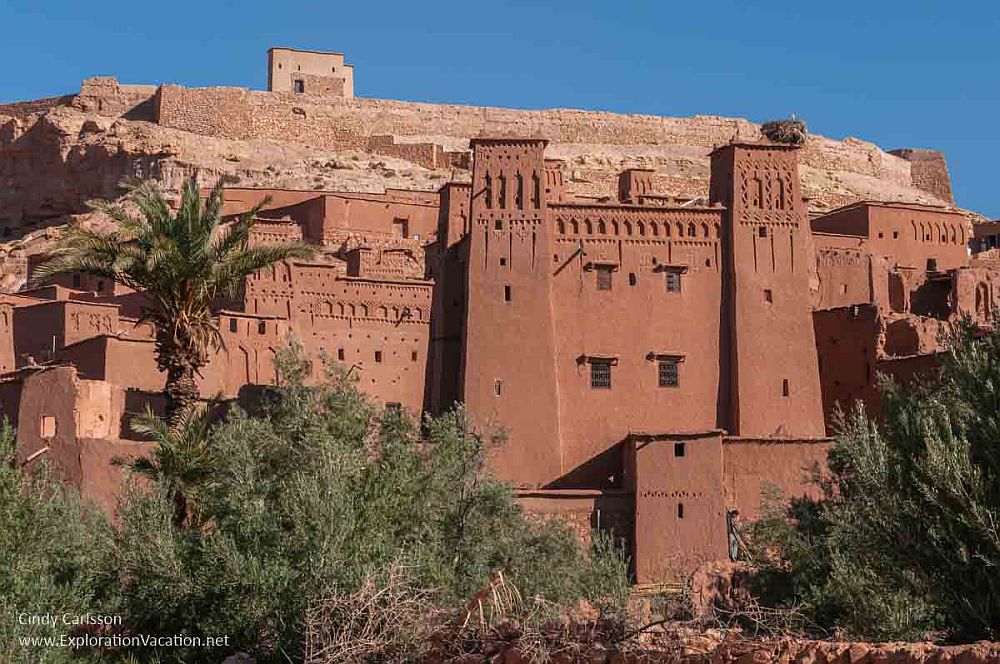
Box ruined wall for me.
[722,438,830,520]
[889,148,954,203]
[516,488,632,546]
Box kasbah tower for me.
[0,46,990,585]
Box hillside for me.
[0,75,969,289]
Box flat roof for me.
[815,199,956,217]
[550,202,724,214]
[709,141,800,155]
[268,46,346,57]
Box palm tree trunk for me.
[164,364,199,427]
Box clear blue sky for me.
[2,0,997,217]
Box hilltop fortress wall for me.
[62,76,920,198]
[149,83,912,185]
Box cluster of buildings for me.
[2,48,996,583]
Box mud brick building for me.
[0,50,994,583]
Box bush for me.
[0,422,107,663]
[93,343,628,662]
[750,322,1000,641]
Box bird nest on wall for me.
[760,118,808,146]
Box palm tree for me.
[35,177,314,424]
[118,405,216,529]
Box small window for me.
[386,402,402,415]
[665,271,682,293]
[494,220,502,231]
[499,257,507,266]
[503,285,512,302]
[293,79,304,93]
[553,254,559,263]
[677,503,685,519]
[411,351,418,362]
[590,361,612,389]
[493,379,502,397]
[96,280,105,292]
[893,231,899,239]
[927,258,938,272]
[596,266,613,291]
[40,415,56,439]
[258,321,266,334]
[658,359,679,388]
[878,232,884,239]
[375,350,383,363]
[782,378,790,397]
[628,273,637,287]
[842,284,848,294]
[229,319,238,333]
[674,442,686,457]
[337,348,345,361]
[393,218,409,239]
[764,289,773,304]
[758,226,768,238]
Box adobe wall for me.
[548,205,726,481]
[813,305,882,428]
[12,367,152,507]
[722,438,830,520]
[516,488,632,546]
[625,432,728,584]
[889,148,954,203]
[712,144,826,439]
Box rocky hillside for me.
[0,77,971,287]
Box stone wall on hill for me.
[149,82,914,190]
[890,148,955,203]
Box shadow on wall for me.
[545,443,625,490]
[883,319,922,357]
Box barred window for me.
[658,359,679,387]
[590,361,612,389]
[596,266,613,291]
[665,271,682,293]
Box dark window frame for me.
[590,360,612,389]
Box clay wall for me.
[0,303,14,374]
[548,204,726,483]
[460,138,564,486]
[516,488,633,546]
[889,148,954,203]
[951,265,1000,322]
[244,264,433,412]
[12,299,119,366]
[813,244,874,310]
[626,432,728,584]
[722,437,830,520]
[711,144,826,438]
[812,305,881,430]
[813,203,969,272]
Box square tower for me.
[267,47,354,98]
[710,143,825,438]
[460,138,563,486]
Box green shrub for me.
[750,322,1000,641]
[0,423,107,663]
[93,343,628,662]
